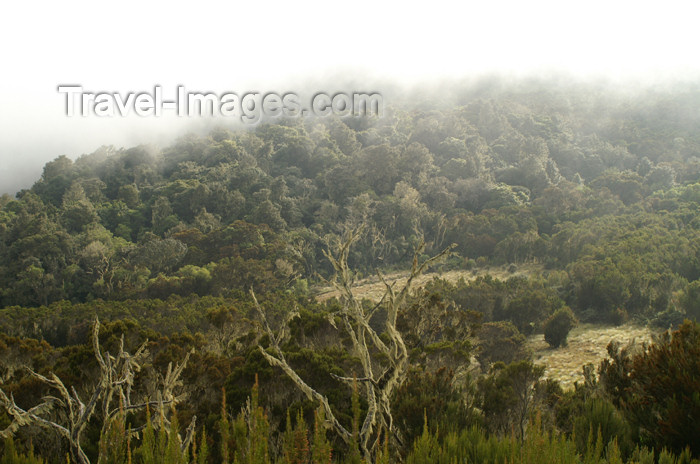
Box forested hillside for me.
[1,79,700,463]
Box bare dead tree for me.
[253,228,454,462]
[0,318,195,464]
[369,224,391,262]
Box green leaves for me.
[544,307,577,348]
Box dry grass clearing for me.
[314,263,543,302]
[527,322,656,390]
[314,265,658,391]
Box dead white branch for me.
[0,318,195,464]
[254,228,454,462]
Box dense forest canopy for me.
[1,78,700,463]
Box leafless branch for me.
[0,318,193,464]
[254,227,454,462]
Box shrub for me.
[0,437,45,464]
[572,397,632,457]
[476,321,530,366]
[624,320,700,456]
[544,307,577,348]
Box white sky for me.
[1,0,698,194]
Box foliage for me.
[622,321,700,455]
[476,321,530,366]
[0,437,44,464]
[572,397,632,458]
[4,80,700,462]
[392,367,477,449]
[3,81,700,313]
[477,360,545,440]
[544,307,577,348]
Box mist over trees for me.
[2,78,700,462]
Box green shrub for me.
[573,397,632,458]
[544,307,577,348]
[0,438,44,464]
[476,321,530,366]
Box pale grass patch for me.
[314,265,653,391]
[314,263,543,302]
[527,322,655,389]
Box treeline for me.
[1,81,700,325]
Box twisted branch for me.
[0,318,194,464]
[254,228,454,462]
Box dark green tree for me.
[543,307,577,348]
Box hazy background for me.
[1,0,698,195]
